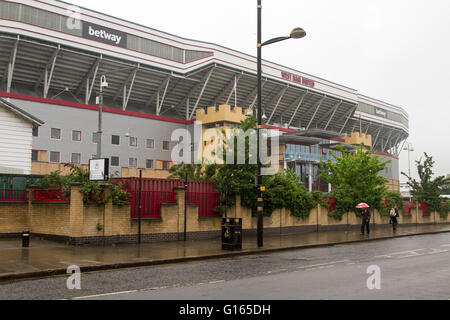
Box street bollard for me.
[22,230,30,248]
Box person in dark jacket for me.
[361,208,371,236]
[391,205,400,231]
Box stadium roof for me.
[0,0,409,155]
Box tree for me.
[402,153,449,213]
[168,163,215,181]
[319,145,390,220]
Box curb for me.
[1,229,449,283]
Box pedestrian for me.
[361,208,371,236]
[390,205,399,231]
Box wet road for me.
[0,233,449,300]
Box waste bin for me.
[22,230,30,248]
[222,218,242,251]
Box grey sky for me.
[68,0,450,182]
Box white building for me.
[0,98,43,174]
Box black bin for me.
[22,230,30,248]
[222,218,242,251]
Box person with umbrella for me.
[357,203,371,236]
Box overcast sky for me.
[68,0,450,182]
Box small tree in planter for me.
[402,153,450,215]
[319,145,390,221]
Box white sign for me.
[89,159,109,181]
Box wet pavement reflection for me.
[0,224,449,278]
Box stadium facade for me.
[0,0,409,191]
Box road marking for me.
[72,289,139,300]
[305,265,335,272]
[375,249,425,259]
[296,260,349,270]
[208,280,226,284]
[267,269,288,274]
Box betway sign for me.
[375,108,388,118]
[82,22,127,48]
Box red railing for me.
[323,196,336,212]
[419,202,429,216]
[33,189,68,202]
[129,190,176,219]
[0,189,27,202]
[403,201,415,215]
[187,192,220,217]
[113,178,216,193]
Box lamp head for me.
[290,27,307,39]
[100,75,108,89]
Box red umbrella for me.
[356,203,370,209]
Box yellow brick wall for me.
[1,186,450,239]
[344,132,373,147]
[31,204,71,236]
[0,204,28,234]
[196,105,250,125]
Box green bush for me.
[36,164,130,206]
[440,199,450,219]
[379,191,404,217]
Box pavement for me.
[1,224,450,283]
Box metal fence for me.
[113,178,216,193]
[0,189,27,202]
[187,192,220,217]
[33,189,68,203]
[128,190,176,219]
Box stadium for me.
[0,0,409,192]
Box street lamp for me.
[125,130,143,244]
[257,0,306,247]
[403,142,415,179]
[403,141,415,201]
[95,75,108,159]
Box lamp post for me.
[403,142,415,201]
[96,75,108,159]
[257,0,306,247]
[125,130,143,244]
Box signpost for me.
[89,158,110,181]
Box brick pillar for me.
[69,184,84,238]
[102,184,113,237]
[174,186,185,240]
[414,203,420,225]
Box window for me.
[129,137,138,147]
[72,130,81,142]
[146,159,154,169]
[32,127,39,137]
[129,158,137,168]
[31,150,38,162]
[162,162,169,170]
[51,128,61,140]
[163,141,170,151]
[50,151,60,163]
[71,153,81,164]
[146,139,155,149]
[112,135,120,145]
[111,156,120,167]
